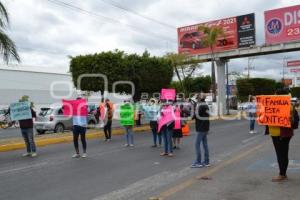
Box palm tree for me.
[165,52,202,96]
[0,2,20,63]
[198,25,224,102]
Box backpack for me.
[292,108,299,130]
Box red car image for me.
[179,32,205,49]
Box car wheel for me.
[37,130,46,135]
[88,120,96,129]
[54,123,65,133]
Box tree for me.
[0,2,20,63]
[165,52,202,95]
[198,25,224,102]
[170,75,211,94]
[70,50,173,101]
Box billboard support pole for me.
[216,59,227,116]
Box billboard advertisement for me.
[265,5,300,44]
[287,59,300,67]
[290,68,300,73]
[177,13,255,55]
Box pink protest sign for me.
[174,107,181,130]
[158,105,175,132]
[62,99,88,116]
[161,89,176,101]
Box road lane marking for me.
[0,162,48,175]
[158,140,270,200]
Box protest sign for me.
[120,104,135,126]
[256,95,291,128]
[62,99,88,116]
[161,89,176,101]
[10,101,32,121]
[158,105,175,132]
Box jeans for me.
[249,113,255,131]
[73,125,87,153]
[150,121,161,146]
[162,126,173,154]
[272,136,291,176]
[21,128,36,153]
[104,120,112,139]
[125,126,134,145]
[194,131,209,165]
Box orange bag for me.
[182,124,190,136]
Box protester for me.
[8,99,37,157]
[103,102,113,141]
[66,98,88,158]
[268,89,298,182]
[120,100,135,147]
[142,98,161,147]
[158,100,175,157]
[247,95,257,134]
[173,104,183,149]
[191,96,210,168]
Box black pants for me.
[104,120,112,139]
[272,136,291,176]
[73,125,87,153]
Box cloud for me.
[1,0,299,79]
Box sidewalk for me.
[156,134,300,200]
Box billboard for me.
[265,5,300,44]
[177,13,256,55]
[290,68,300,73]
[287,60,300,67]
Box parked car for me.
[34,107,97,134]
[238,102,251,110]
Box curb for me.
[0,125,151,152]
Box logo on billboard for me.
[266,18,283,35]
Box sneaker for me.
[151,145,157,148]
[190,163,203,168]
[107,139,111,142]
[72,154,80,158]
[124,144,129,147]
[204,163,211,167]
[31,153,37,157]
[272,175,288,182]
[168,153,174,157]
[82,153,87,158]
[22,153,31,157]
[129,144,134,147]
[173,146,177,149]
[249,130,254,134]
[160,152,168,156]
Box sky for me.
[1,0,300,81]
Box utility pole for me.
[245,57,255,78]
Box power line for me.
[46,0,176,42]
[99,0,176,29]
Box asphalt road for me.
[0,119,288,200]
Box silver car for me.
[34,107,97,134]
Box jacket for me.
[194,102,210,132]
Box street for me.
[2,119,299,200]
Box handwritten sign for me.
[62,99,88,116]
[120,104,135,126]
[10,101,32,121]
[256,95,291,128]
[161,89,176,101]
[158,105,174,132]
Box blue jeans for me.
[162,126,173,154]
[194,131,209,165]
[125,126,134,145]
[249,113,255,131]
[21,128,36,153]
[150,121,161,145]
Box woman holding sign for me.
[120,100,135,147]
[261,89,298,182]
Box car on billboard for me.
[179,32,205,49]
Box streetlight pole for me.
[226,60,230,115]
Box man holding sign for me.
[256,89,298,182]
[9,100,37,157]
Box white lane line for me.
[242,134,262,144]
[92,167,193,200]
[0,162,48,175]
